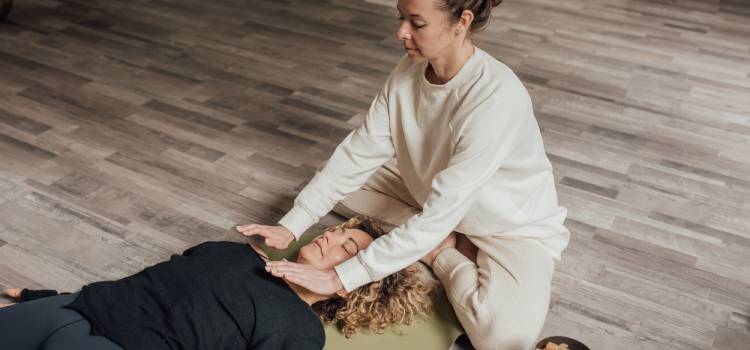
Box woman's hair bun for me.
[438,0,503,33]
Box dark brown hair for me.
[434,0,503,33]
[311,215,435,338]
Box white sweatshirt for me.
[278,46,570,292]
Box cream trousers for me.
[332,159,555,350]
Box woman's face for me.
[297,227,374,269]
[396,0,457,62]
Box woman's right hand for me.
[236,224,295,250]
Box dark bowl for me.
[536,336,591,350]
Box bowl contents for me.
[537,341,570,350]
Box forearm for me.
[278,88,394,239]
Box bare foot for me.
[420,231,457,266]
[1,288,21,308]
[3,288,21,300]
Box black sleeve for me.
[181,242,207,256]
[249,337,323,350]
[181,241,241,257]
[282,338,323,350]
[180,241,221,256]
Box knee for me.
[467,319,540,350]
[470,332,537,350]
[501,331,538,350]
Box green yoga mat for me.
[264,233,464,350]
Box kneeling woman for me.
[0,216,434,350]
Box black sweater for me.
[63,241,324,350]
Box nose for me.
[396,20,411,42]
[322,229,337,241]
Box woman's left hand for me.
[265,260,345,295]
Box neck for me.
[285,280,331,306]
[283,255,334,305]
[427,40,475,85]
[247,242,332,306]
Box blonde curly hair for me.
[311,215,435,338]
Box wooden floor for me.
[1,0,749,348]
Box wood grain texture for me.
[1,0,749,348]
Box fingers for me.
[236,224,269,238]
[236,223,257,231]
[267,268,307,288]
[265,260,316,278]
[267,267,290,279]
[236,224,267,236]
[265,264,316,290]
[266,263,299,280]
[265,259,300,272]
[236,224,293,250]
[0,303,16,308]
[236,225,286,247]
[235,224,252,232]
[277,272,308,287]
[263,261,342,295]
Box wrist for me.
[334,255,373,292]
[330,268,343,289]
[277,206,316,239]
[332,270,348,297]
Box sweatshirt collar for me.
[420,45,482,92]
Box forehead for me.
[397,0,435,15]
[341,228,374,248]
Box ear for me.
[335,289,350,299]
[458,9,474,32]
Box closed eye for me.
[343,238,359,256]
[398,16,425,28]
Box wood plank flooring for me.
[1,0,749,348]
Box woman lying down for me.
[0,215,455,350]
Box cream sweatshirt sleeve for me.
[334,96,530,292]
[276,85,395,239]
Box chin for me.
[408,55,425,63]
[296,245,314,264]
